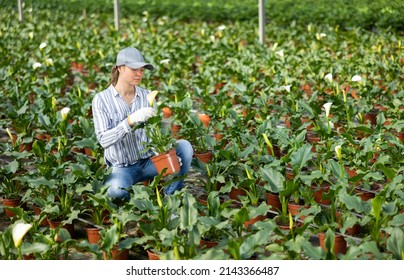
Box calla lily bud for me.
[61,107,70,121]
[323,102,333,118]
[245,167,253,180]
[289,212,293,230]
[6,128,14,143]
[351,75,362,82]
[156,188,163,208]
[335,145,342,160]
[146,90,159,107]
[12,223,32,248]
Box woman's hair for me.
[109,65,120,86]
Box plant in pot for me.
[100,205,141,260]
[79,193,109,245]
[182,112,216,163]
[313,162,350,258]
[285,143,315,221]
[39,173,81,240]
[314,198,348,258]
[260,165,294,229]
[5,100,36,152]
[161,95,193,137]
[0,159,30,218]
[132,175,182,259]
[257,116,290,158]
[156,192,202,260]
[198,191,233,249]
[140,114,180,176]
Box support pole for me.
[258,0,265,44]
[114,0,120,30]
[18,0,24,22]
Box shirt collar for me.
[110,84,139,98]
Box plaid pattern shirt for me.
[92,84,153,167]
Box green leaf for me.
[302,241,325,260]
[240,229,270,259]
[101,224,119,251]
[386,228,404,260]
[179,193,198,230]
[290,144,313,171]
[227,238,241,260]
[389,214,404,227]
[260,167,284,193]
[340,193,371,214]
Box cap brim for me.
[125,62,154,71]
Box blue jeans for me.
[105,139,193,199]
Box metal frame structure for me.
[16,0,266,43]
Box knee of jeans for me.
[106,184,130,200]
[177,139,193,158]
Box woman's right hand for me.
[128,107,156,126]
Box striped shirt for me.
[92,84,153,167]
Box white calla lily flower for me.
[324,73,333,83]
[45,58,53,66]
[146,90,159,107]
[323,102,333,117]
[61,107,71,120]
[160,59,170,64]
[12,223,32,248]
[275,50,284,57]
[316,33,327,40]
[351,75,362,82]
[217,25,226,31]
[33,62,42,69]
[334,145,342,160]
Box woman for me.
[92,47,193,201]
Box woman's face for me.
[119,66,145,87]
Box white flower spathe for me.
[351,75,362,82]
[323,102,333,117]
[39,42,47,50]
[12,223,33,248]
[324,73,333,83]
[45,58,53,66]
[61,107,71,120]
[275,50,284,57]
[33,62,42,69]
[316,33,327,40]
[160,59,170,64]
[217,25,226,31]
[334,145,342,160]
[281,85,291,93]
[146,90,159,107]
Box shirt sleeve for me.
[92,94,130,149]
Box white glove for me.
[128,107,156,126]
